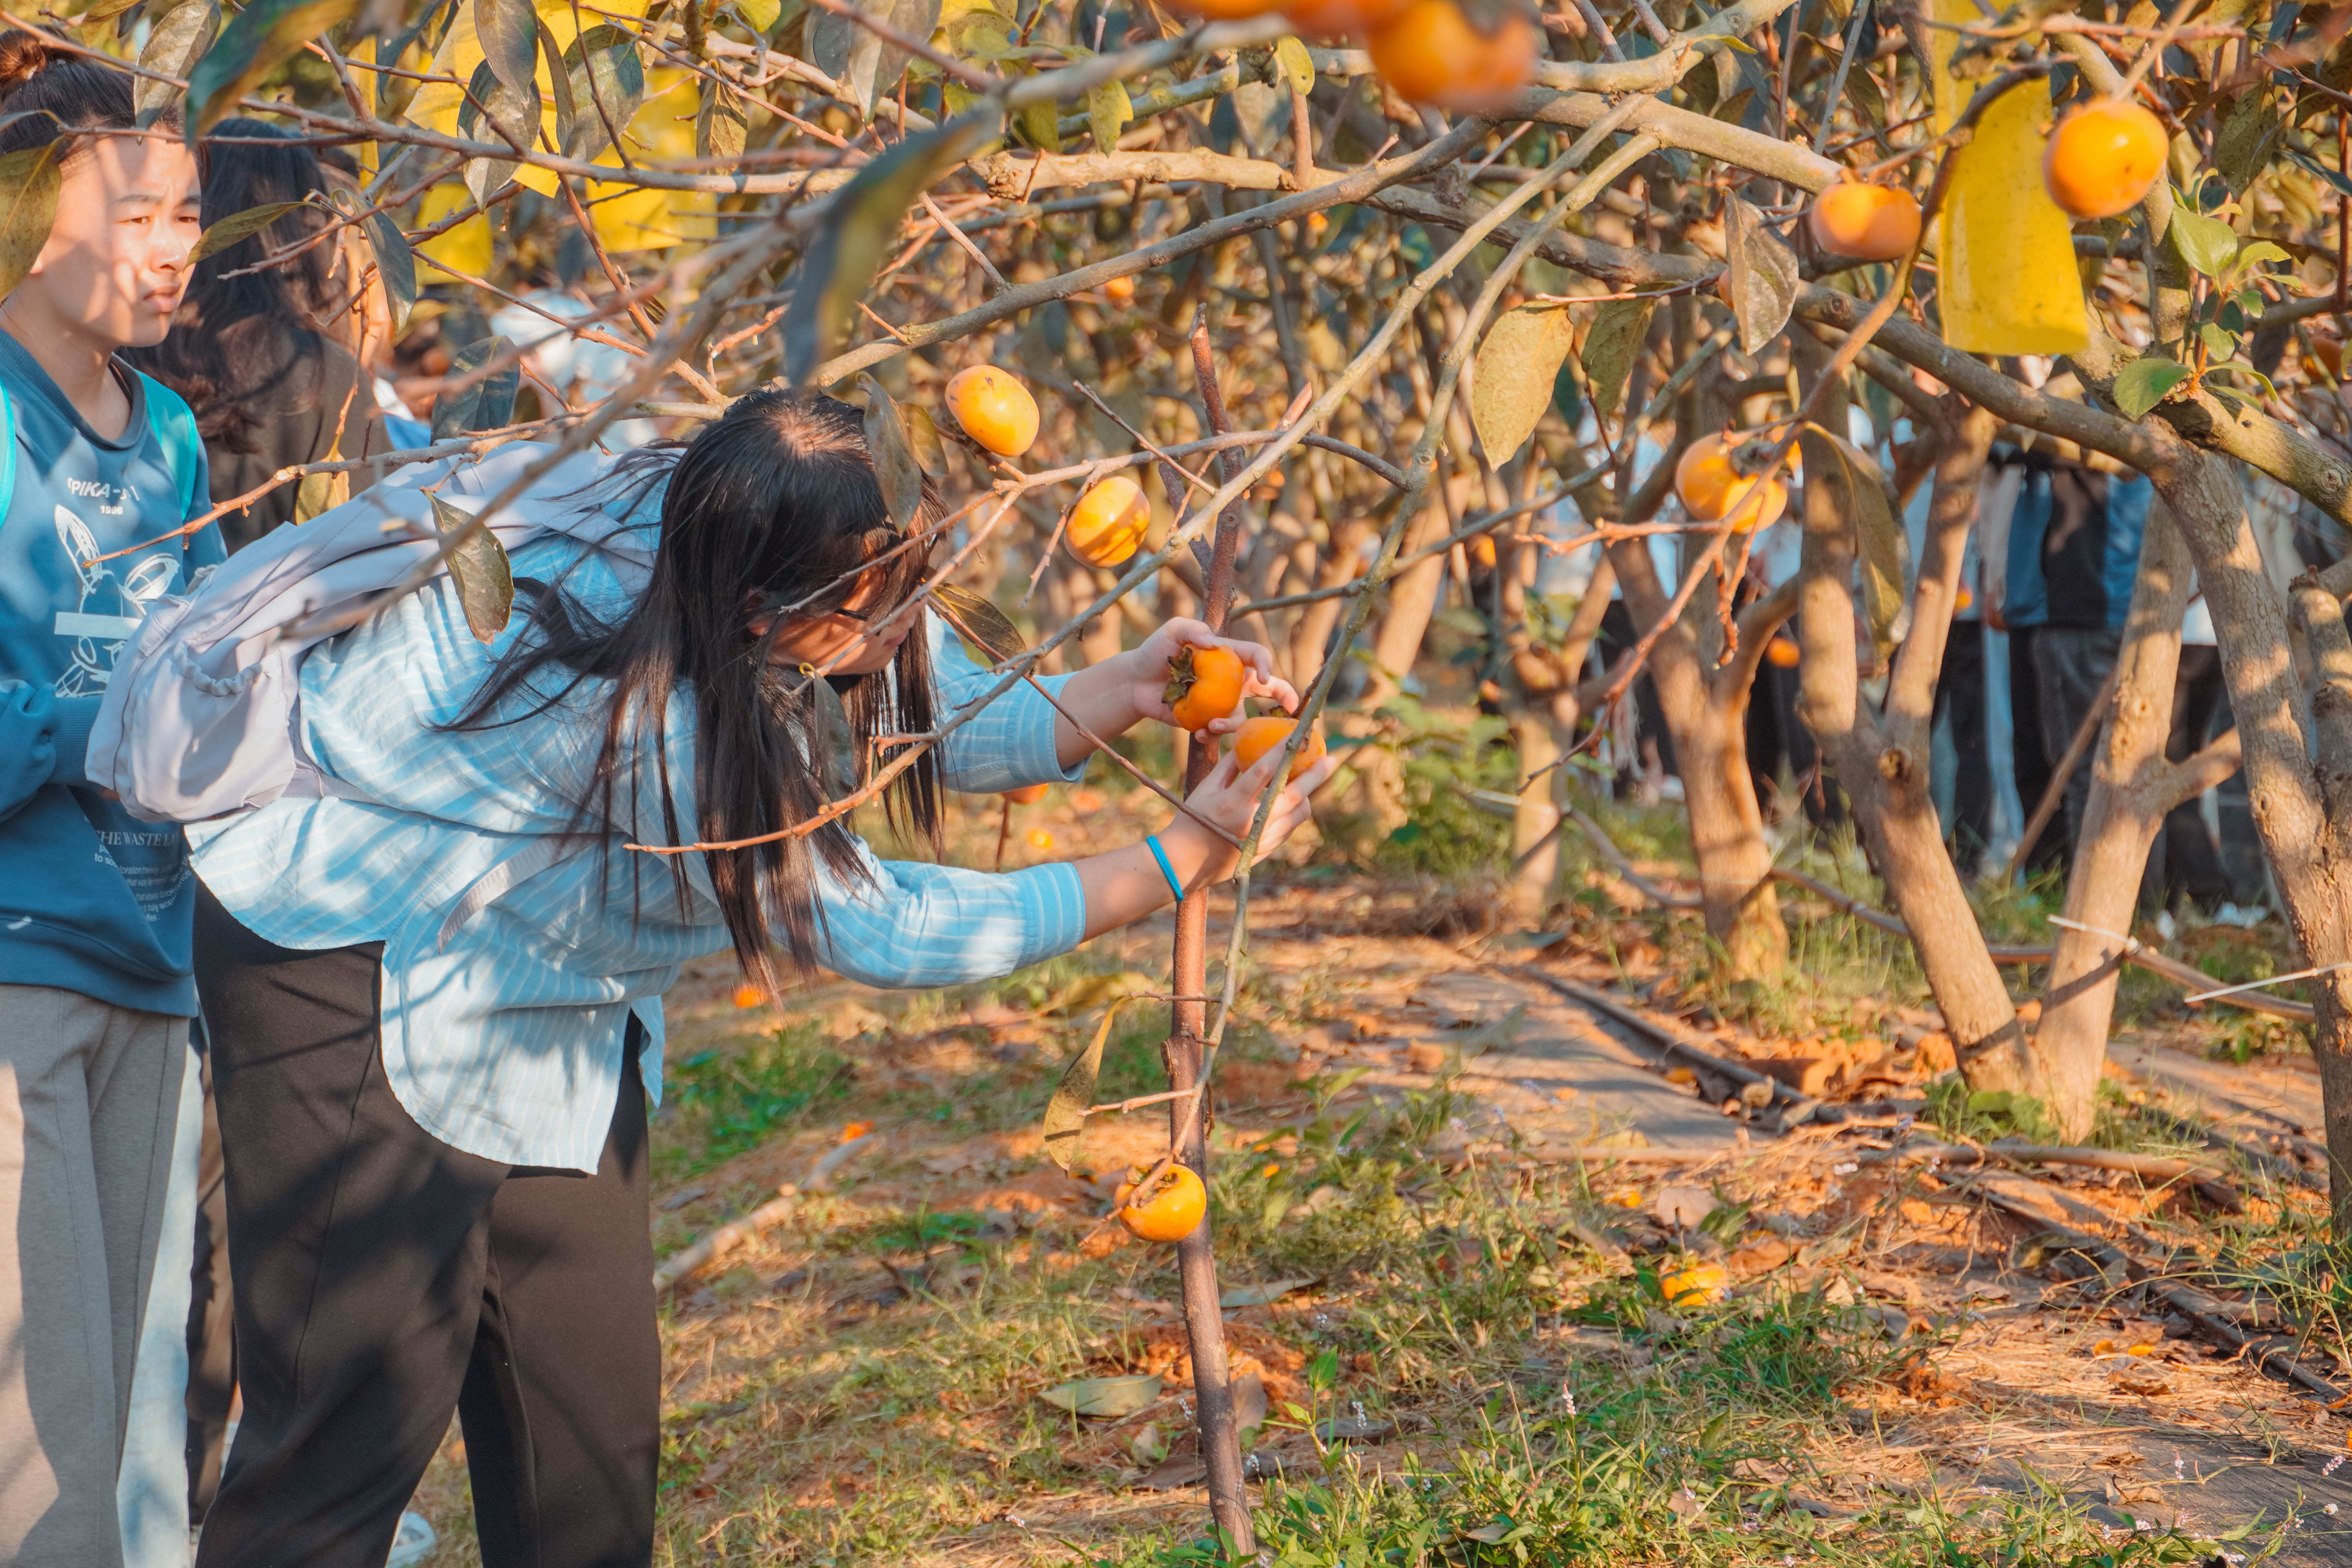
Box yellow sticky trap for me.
[1930,0,2087,355]
[414,183,492,282]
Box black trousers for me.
[190,886,658,1568]
[2008,626,2067,875]
[1744,659,1844,828]
[2033,624,2124,863]
[1932,624,1993,876]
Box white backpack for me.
[86,442,656,824]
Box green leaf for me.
[1219,1276,1317,1307]
[190,199,309,263]
[2214,86,2283,195]
[1842,63,1884,128]
[361,206,417,335]
[931,583,1026,663]
[0,143,63,306]
[295,464,349,522]
[857,373,927,532]
[184,0,362,137]
[1038,1374,1161,1418]
[1085,77,1131,155]
[1802,427,1909,663]
[429,334,521,440]
[695,79,748,161]
[1723,197,1798,354]
[136,0,219,123]
[1013,95,1059,153]
[1551,355,1583,430]
[1272,33,1315,96]
[1038,992,1117,1172]
[809,0,943,110]
[1581,296,1655,422]
[2205,362,2280,399]
[779,108,1002,388]
[1470,305,1575,465]
[2168,206,2241,279]
[562,26,646,162]
[2200,320,2237,361]
[2112,355,2193,419]
[902,403,947,475]
[942,5,1015,58]
[473,0,538,100]
[2234,240,2294,270]
[2285,144,2352,198]
[538,11,578,173]
[457,58,538,205]
[804,671,858,798]
[427,492,516,644]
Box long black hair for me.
[123,120,347,453]
[452,390,945,995]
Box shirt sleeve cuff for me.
[45,694,103,789]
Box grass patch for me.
[655,1023,849,1183]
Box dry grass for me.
[398,785,2346,1567]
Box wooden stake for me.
[1163,304,1256,1557]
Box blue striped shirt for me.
[189,519,1087,1171]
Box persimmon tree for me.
[30,0,2352,1543]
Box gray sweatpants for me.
[0,984,187,1568]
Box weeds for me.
[656,1023,848,1183]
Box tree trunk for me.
[2152,446,2352,1226]
[1789,359,2033,1086]
[1604,533,1789,977]
[2033,500,2200,1139]
[1682,682,1785,976]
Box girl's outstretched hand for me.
[1124,619,1299,733]
[1163,743,1338,882]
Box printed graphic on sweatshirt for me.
[89,824,189,920]
[50,502,178,697]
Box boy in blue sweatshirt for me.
[0,37,216,1568]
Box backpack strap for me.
[136,373,206,523]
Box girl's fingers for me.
[1250,675,1302,713]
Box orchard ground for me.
[383,762,2352,1567]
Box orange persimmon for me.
[1806,181,1922,261]
[2041,98,2169,221]
[945,366,1040,457]
[1231,716,1327,780]
[1365,0,1537,113]
[1165,645,1247,732]
[1674,433,1788,533]
[1065,475,1151,568]
[1115,1165,1208,1242]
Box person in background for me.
[1985,449,2066,873]
[1929,517,1994,877]
[2008,452,2154,862]
[124,120,400,1538]
[0,33,218,1568]
[123,120,385,552]
[314,146,430,451]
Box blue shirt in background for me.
[0,330,220,1016]
[2002,458,2151,632]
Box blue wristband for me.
[1144,834,1186,903]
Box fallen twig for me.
[652,1131,880,1296]
[1857,1137,2244,1210]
